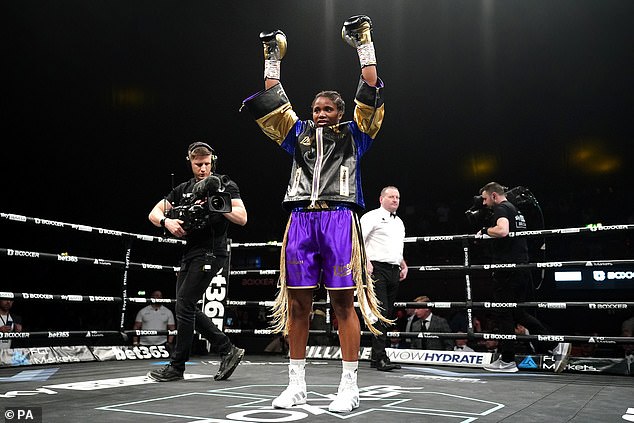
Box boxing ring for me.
[2,212,634,422]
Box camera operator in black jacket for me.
[146,141,247,382]
[476,182,570,373]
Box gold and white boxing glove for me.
[341,15,376,68]
[260,30,287,80]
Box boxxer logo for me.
[607,271,634,280]
[483,334,516,340]
[593,271,634,281]
[484,302,517,308]
[7,249,39,258]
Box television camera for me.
[167,174,232,232]
[465,185,546,288]
[464,185,541,228]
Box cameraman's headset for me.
[186,141,218,172]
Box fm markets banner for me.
[0,346,95,367]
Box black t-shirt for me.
[166,175,241,259]
[489,201,529,263]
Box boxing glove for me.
[260,30,287,61]
[342,15,376,67]
[342,15,373,47]
[260,30,287,80]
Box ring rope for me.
[4,328,633,346]
[0,247,178,273]
[0,212,185,245]
[10,250,626,275]
[225,299,634,310]
[3,212,634,360]
[230,241,284,248]
[404,223,634,243]
[0,293,177,305]
[4,292,631,345]
[414,259,634,272]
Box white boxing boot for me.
[272,364,307,408]
[328,369,359,413]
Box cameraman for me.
[146,141,247,382]
[476,182,570,373]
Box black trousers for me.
[491,269,553,362]
[171,253,232,371]
[370,261,400,361]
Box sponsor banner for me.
[305,346,632,375]
[537,302,567,309]
[484,302,518,308]
[229,274,277,301]
[200,268,229,338]
[516,354,631,375]
[305,346,491,367]
[91,345,170,362]
[0,346,95,367]
[385,348,489,367]
[556,265,634,289]
[539,355,631,375]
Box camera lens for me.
[210,195,226,211]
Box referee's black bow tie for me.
[390,213,397,218]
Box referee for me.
[360,186,408,371]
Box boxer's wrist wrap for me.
[264,60,281,80]
[357,42,376,68]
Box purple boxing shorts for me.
[284,208,355,290]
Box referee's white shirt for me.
[360,206,405,266]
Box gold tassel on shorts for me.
[269,215,292,335]
[351,215,394,335]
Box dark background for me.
[2,1,633,345]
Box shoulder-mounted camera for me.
[465,195,493,228]
[464,186,540,229]
[167,175,233,232]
